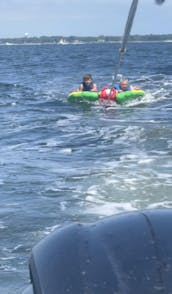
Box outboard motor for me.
[155,0,165,4]
[24,209,172,293]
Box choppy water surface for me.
[0,42,172,293]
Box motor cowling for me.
[24,208,172,294]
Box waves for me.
[0,42,172,293]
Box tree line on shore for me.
[1,34,172,45]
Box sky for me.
[0,0,171,38]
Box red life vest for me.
[99,87,117,101]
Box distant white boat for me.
[5,42,13,45]
[58,38,69,45]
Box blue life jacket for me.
[114,84,131,91]
[82,82,94,91]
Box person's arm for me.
[114,84,121,92]
[130,85,140,90]
[78,84,83,91]
[91,83,97,91]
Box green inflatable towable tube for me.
[116,90,145,104]
[68,91,99,102]
[68,89,145,104]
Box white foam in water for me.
[120,126,145,143]
[85,198,137,216]
[0,265,17,272]
[0,179,4,185]
[167,140,172,148]
[84,184,138,217]
[60,201,68,211]
[46,139,59,147]
[46,138,73,153]
[0,222,7,229]
[120,152,146,163]
[156,171,172,181]
[85,185,100,196]
[59,148,72,154]
[127,88,166,106]
[85,195,103,203]
[1,256,16,261]
[44,224,61,235]
[138,158,155,164]
[148,201,172,209]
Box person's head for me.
[119,78,129,91]
[83,74,93,85]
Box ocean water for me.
[0,41,172,293]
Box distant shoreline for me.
[0,34,172,45]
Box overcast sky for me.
[0,0,171,38]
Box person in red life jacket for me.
[99,78,134,101]
[98,87,117,101]
[78,74,97,92]
[114,78,134,92]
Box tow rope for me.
[113,0,139,84]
